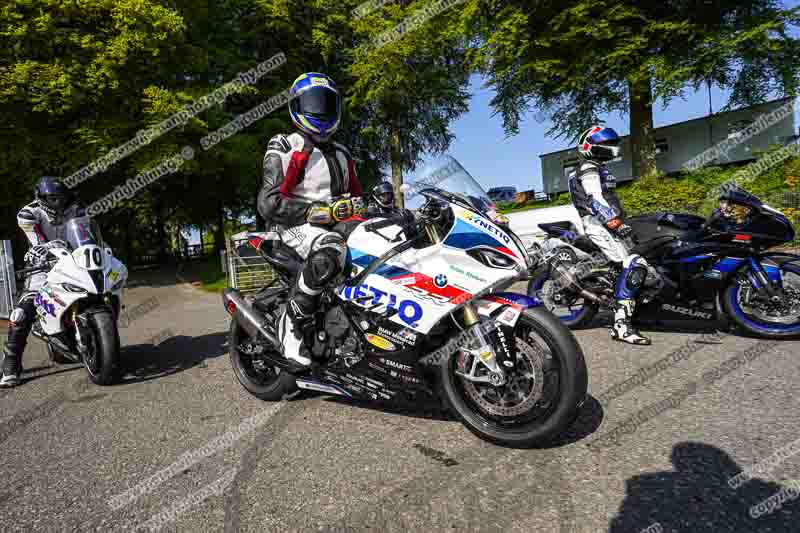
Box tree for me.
[467,0,800,178]
[342,0,472,206]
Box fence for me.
[0,241,16,319]
[225,235,276,293]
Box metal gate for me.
[226,235,276,293]
[0,240,17,318]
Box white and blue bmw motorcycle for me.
[16,216,128,385]
[224,157,587,446]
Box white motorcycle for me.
[16,216,128,385]
[224,157,588,447]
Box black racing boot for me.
[1,348,22,388]
[610,299,651,346]
[1,299,35,387]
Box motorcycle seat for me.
[631,235,677,258]
[247,233,303,276]
[539,221,579,237]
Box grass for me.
[176,256,228,293]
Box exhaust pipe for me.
[222,289,280,349]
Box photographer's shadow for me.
[119,332,228,383]
[609,441,800,532]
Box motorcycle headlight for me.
[468,248,516,269]
[62,283,87,293]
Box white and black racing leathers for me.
[3,201,85,370]
[568,160,651,345]
[257,130,363,365]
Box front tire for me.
[229,320,297,401]
[83,310,121,385]
[439,308,588,447]
[722,263,800,339]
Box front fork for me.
[745,257,784,303]
[454,304,515,386]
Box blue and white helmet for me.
[289,73,342,140]
[577,126,622,162]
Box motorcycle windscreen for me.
[64,216,104,250]
[404,155,495,213]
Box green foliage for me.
[463,0,800,175]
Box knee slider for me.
[9,308,26,325]
[303,248,343,291]
[626,266,647,290]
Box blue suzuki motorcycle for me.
[527,184,800,338]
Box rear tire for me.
[527,265,598,328]
[439,307,588,447]
[229,320,297,401]
[84,310,121,385]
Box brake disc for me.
[461,339,546,417]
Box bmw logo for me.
[434,274,448,288]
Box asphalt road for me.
[2,266,800,532]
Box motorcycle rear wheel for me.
[229,320,298,401]
[527,266,598,328]
[439,308,588,447]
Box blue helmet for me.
[578,126,622,162]
[35,176,70,218]
[288,73,342,140]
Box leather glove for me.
[605,217,632,236]
[25,245,50,265]
[306,203,332,225]
[331,198,354,221]
[616,224,634,240]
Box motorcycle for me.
[526,184,800,338]
[15,216,128,384]
[223,156,588,447]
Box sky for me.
[412,74,798,194]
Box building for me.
[539,97,799,195]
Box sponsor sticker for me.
[366,334,397,351]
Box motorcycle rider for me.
[567,126,651,345]
[257,72,363,368]
[1,177,85,387]
[366,181,396,216]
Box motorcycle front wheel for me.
[82,309,121,385]
[723,262,800,338]
[439,307,588,447]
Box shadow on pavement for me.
[323,393,455,422]
[609,441,800,533]
[538,394,604,449]
[119,331,228,383]
[20,364,83,386]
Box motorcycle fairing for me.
[337,203,526,335]
[474,292,543,328]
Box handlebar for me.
[15,259,58,280]
[365,211,419,233]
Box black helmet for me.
[35,176,70,219]
[371,181,395,209]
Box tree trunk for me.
[628,78,657,179]
[214,201,226,254]
[155,202,167,263]
[390,118,404,209]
